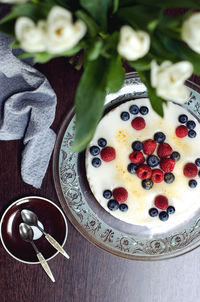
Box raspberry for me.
[183,163,198,178]
[154,195,169,210]
[175,125,188,138]
[129,151,145,164]
[131,117,146,130]
[143,139,157,155]
[157,142,173,158]
[151,169,164,183]
[100,146,116,162]
[136,164,152,179]
[113,187,128,202]
[160,158,175,172]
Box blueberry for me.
[92,157,101,167]
[142,179,154,190]
[178,114,188,123]
[103,190,112,199]
[90,145,100,156]
[119,204,128,212]
[159,211,169,221]
[147,155,159,167]
[188,129,196,138]
[186,120,196,130]
[127,163,138,174]
[121,111,130,121]
[129,104,139,115]
[170,151,180,162]
[149,208,158,217]
[107,199,119,211]
[140,106,149,115]
[154,132,166,143]
[167,206,175,214]
[132,141,143,151]
[164,173,175,184]
[189,179,197,188]
[195,158,200,167]
[98,138,107,147]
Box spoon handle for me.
[36,252,55,282]
[45,234,70,259]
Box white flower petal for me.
[182,13,200,54]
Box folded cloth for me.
[0,32,57,188]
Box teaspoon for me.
[21,209,69,259]
[19,223,55,282]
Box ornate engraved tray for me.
[53,72,200,260]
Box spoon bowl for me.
[19,222,34,242]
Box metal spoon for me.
[21,209,69,259]
[19,223,55,282]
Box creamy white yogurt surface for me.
[85,98,200,233]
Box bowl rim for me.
[0,196,68,264]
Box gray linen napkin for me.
[0,32,57,188]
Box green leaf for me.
[138,70,165,117]
[106,54,125,93]
[113,0,119,13]
[76,10,100,37]
[86,38,103,61]
[120,0,200,9]
[72,57,108,152]
[156,33,200,75]
[128,54,153,71]
[100,31,119,58]
[80,0,112,30]
[117,5,162,30]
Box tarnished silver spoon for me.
[21,209,69,259]
[19,223,55,282]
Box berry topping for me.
[175,125,188,138]
[119,204,128,212]
[113,187,128,202]
[149,208,158,217]
[129,151,145,164]
[151,169,164,183]
[143,139,157,155]
[188,129,196,138]
[164,172,175,184]
[159,211,169,221]
[183,163,198,178]
[154,132,166,143]
[147,155,159,167]
[189,179,197,188]
[90,145,100,156]
[160,158,175,173]
[131,117,146,130]
[142,179,154,190]
[178,114,188,124]
[92,158,101,168]
[103,190,112,199]
[186,120,196,130]
[157,142,173,158]
[140,106,149,115]
[167,206,175,214]
[98,138,107,147]
[195,158,200,167]
[132,140,143,151]
[154,195,168,210]
[107,199,119,211]
[127,163,138,174]
[121,111,130,121]
[129,104,139,115]
[101,146,116,162]
[199,170,200,178]
[170,151,180,162]
[137,164,152,179]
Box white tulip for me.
[0,0,28,3]
[117,25,150,61]
[46,6,87,54]
[15,17,46,52]
[182,13,200,54]
[151,60,193,102]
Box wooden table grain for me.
[1,57,200,302]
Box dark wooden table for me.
[1,56,200,302]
